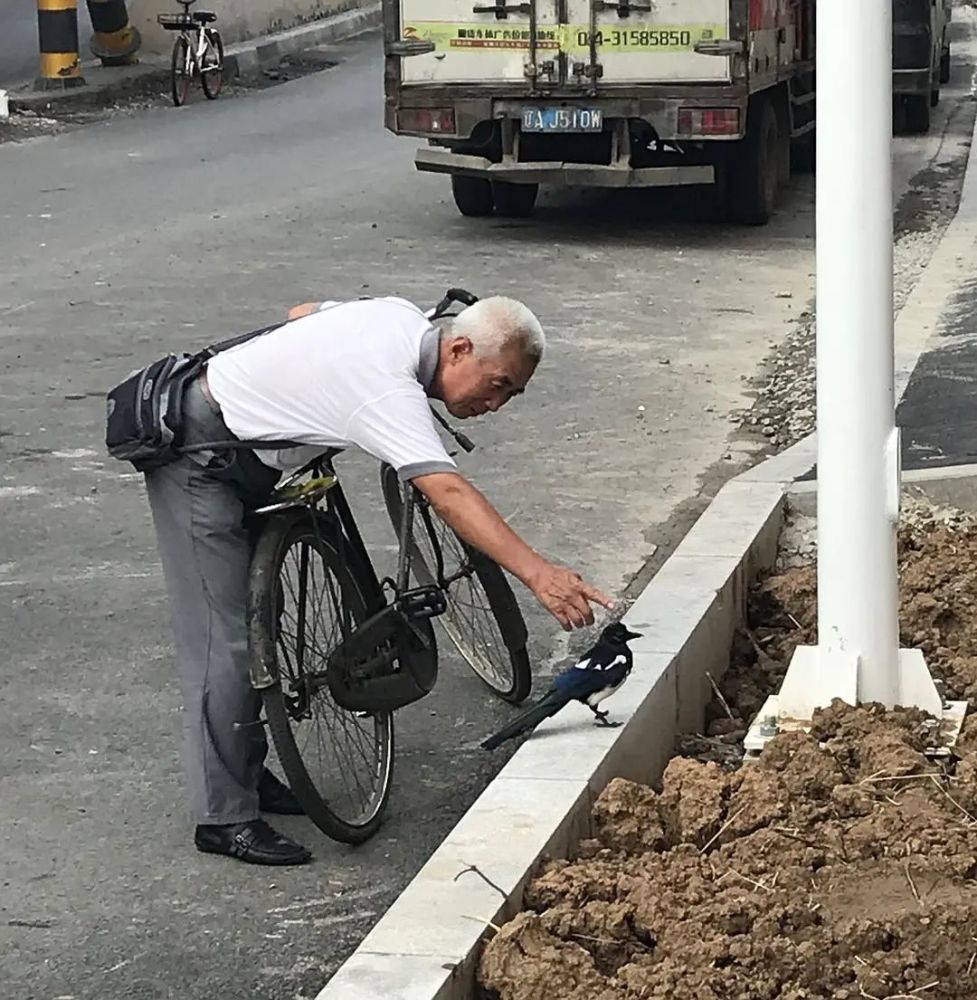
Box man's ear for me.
[447,336,474,363]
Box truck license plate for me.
[521,107,603,133]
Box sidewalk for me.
[898,275,977,469]
[897,150,977,470]
[6,1,380,113]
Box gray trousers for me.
[145,379,280,825]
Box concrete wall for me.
[129,0,366,55]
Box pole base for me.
[33,75,87,91]
[744,692,967,759]
[89,26,141,64]
[776,645,944,719]
[95,52,139,67]
[744,644,967,758]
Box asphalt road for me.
[0,0,93,88]
[1,26,974,1000]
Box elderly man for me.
[146,294,612,866]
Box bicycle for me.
[244,289,532,845]
[157,0,224,107]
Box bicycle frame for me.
[177,24,210,76]
[411,490,477,591]
[253,457,433,622]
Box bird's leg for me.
[591,708,622,729]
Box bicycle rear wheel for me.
[170,35,191,106]
[380,464,531,704]
[248,509,394,845]
[201,28,224,100]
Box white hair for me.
[450,296,545,361]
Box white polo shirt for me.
[205,297,458,481]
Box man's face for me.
[438,337,538,419]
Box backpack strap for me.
[179,306,350,457]
[192,321,285,362]
[192,301,349,362]
[177,438,305,455]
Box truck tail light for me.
[677,107,741,137]
[396,108,457,135]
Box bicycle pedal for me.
[400,586,447,620]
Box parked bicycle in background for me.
[157,0,224,107]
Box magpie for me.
[480,622,642,751]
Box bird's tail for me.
[480,690,569,751]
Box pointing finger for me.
[583,583,615,610]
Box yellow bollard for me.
[86,0,141,66]
[35,0,86,90]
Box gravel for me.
[734,128,974,453]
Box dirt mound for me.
[479,505,977,1000]
[481,710,977,1000]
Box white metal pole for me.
[815,0,900,704]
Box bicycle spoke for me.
[269,526,389,827]
[310,690,372,814]
[401,500,517,692]
[311,699,357,808]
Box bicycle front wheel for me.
[201,28,224,100]
[248,509,394,845]
[381,464,531,704]
[170,35,191,106]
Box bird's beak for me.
[624,629,643,641]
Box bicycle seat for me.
[192,10,217,22]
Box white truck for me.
[382,0,816,223]
[892,0,953,134]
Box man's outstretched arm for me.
[412,472,613,631]
[286,302,321,321]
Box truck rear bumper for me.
[415,147,715,188]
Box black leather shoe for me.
[258,769,304,815]
[194,819,312,866]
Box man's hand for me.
[526,562,614,632]
[413,471,614,631]
[287,301,321,321]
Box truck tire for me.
[451,175,494,217]
[940,48,951,84]
[491,181,538,218]
[930,83,940,108]
[727,99,782,226]
[904,94,931,134]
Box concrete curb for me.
[6,2,380,111]
[312,62,977,1000]
[222,3,382,78]
[316,476,786,1000]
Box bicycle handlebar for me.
[425,287,479,321]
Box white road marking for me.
[0,568,158,589]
